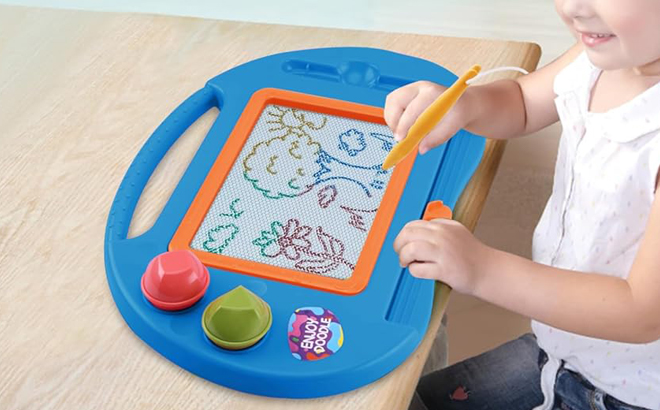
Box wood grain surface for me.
[0,6,540,409]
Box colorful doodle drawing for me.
[242,132,321,199]
[252,218,355,275]
[368,132,396,152]
[339,130,394,156]
[339,206,379,232]
[218,198,244,219]
[314,149,388,197]
[203,225,239,254]
[243,106,391,200]
[266,105,327,137]
[338,129,366,157]
[317,185,338,209]
[202,199,244,254]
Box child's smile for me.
[578,31,614,48]
[556,0,660,74]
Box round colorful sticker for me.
[287,306,343,361]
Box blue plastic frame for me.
[104,47,485,398]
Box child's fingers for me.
[403,219,432,230]
[417,112,464,154]
[398,240,436,268]
[393,221,434,253]
[408,262,439,280]
[394,92,438,141]
[384,86,420,138]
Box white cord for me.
[466,66,529,85]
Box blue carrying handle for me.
[106,86,218,242]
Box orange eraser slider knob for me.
[422,200,453,221]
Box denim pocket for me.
[554,368,650,410]
[603,394,650,410]
[554,368,595,410]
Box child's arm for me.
[384,43,583,153]
[393,178,660,344]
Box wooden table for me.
[0,6,540,410]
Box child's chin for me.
[584,51,627,71]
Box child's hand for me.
[384,81,474,154]
[393,218,491,294]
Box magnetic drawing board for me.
[171,89,416,294]
[104,47,486,398]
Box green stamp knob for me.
[202,285,272,350]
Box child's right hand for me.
[384,81,475,154]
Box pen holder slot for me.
[282,59,411,91]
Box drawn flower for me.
[253,219,312,259]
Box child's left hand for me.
[393,218,492,294]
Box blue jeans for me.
[409,333,649,410]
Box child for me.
[386,0,660,409]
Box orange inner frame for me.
[169,88,417,295]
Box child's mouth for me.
[580,32,615,48]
